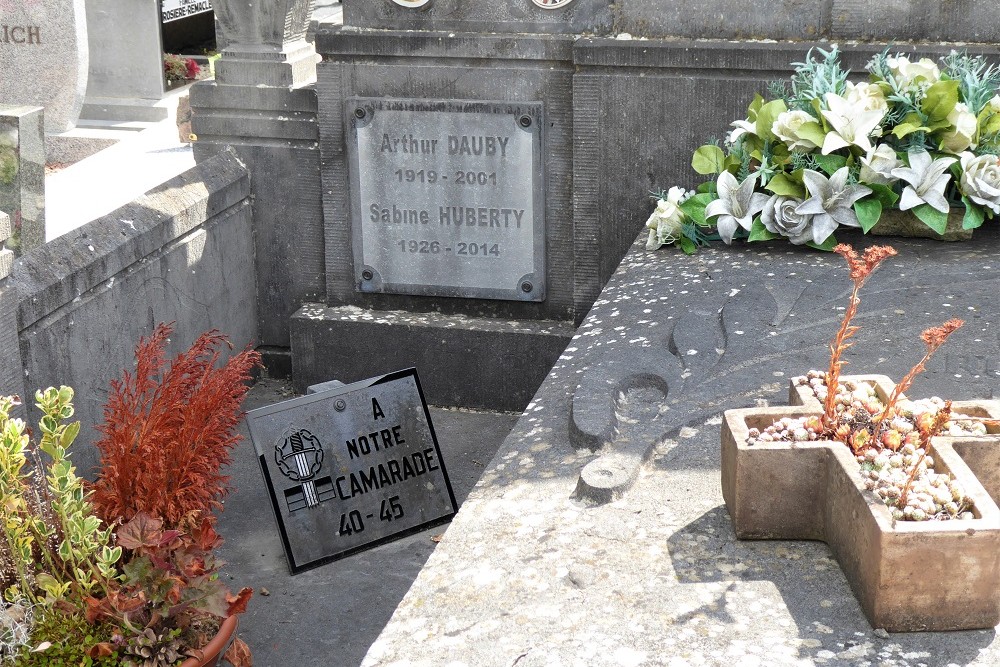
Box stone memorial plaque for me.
[346,98,545,301]
[246,369,458,573]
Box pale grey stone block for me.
[0,0,88,133]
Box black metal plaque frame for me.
[246,369,458,574]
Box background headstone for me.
[81,0,168,123]
[0,106,45,252]
[0,0,89,133]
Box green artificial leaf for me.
[765,172,805,199]
[854,197,883,233]
[921,79,960,123]
[891,122,929,140]
[962,196,986,230]
[679,193,715,226]
[814,153,848,176]
[696,180,715,195]
[807,234,838,251]
[692,145,726,175]
[755,99,788,142]
[795,121,828,148]
[867,183,899,208]
[679,236,698,254]
[912,203,949,234]
[747,93,765,121]
[748,219,779,242]
[978,108,1000,138]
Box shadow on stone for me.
[667,506,997,662]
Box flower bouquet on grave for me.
[645,47,1000,254]
[0,325,259,666]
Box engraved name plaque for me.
[246,369,457,573]
[346,98,545,301]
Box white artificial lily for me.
[704,172,768,245]
[891,150,957,214]
[727,119,757,145]
[820,92,885,155]
[795,168,872,244]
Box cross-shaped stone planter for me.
[722,374,1000,632]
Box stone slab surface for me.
[363,227,1000,666]
[340,0,1000,41]
[0,0,88,133]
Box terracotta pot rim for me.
[178,615,239,667]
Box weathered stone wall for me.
[7,148,256,475]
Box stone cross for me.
[722,375,1000,632]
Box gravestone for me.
[81,0,168,123]
[0,0,89,133]
[246,369,457,573]
[0,106,45,252]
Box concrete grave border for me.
[722,374,1000,632]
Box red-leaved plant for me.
[88,322,260,666]
[91,323,261,527]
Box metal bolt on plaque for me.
[391,0,432,7]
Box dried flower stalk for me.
[873,319,964,432]
[823,244,898,431]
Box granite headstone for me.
[0,0,88,133]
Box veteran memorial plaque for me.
[247,369,457,573]
[346,98,545,301]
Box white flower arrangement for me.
[646,47,1000,253]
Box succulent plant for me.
[122,627,190,667]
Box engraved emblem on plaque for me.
[346,98,546,302]
[275,428,336,512]
[531,0,575,8]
